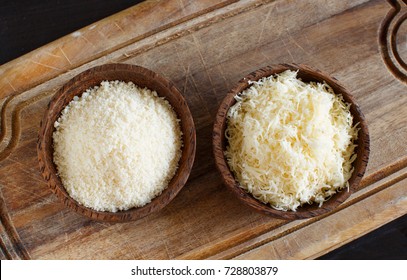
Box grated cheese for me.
[225,70,358,211]
[53,80,182,212]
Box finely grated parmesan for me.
[225,70,358,211]
[53,80,182,212]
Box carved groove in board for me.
[379,0,407,84]
[180,170,407,259]
[0,95,15,144]
[0,91,54,161]
[0,219,13,259]
[184,157,407,258]
[0,189,30,259]
[0,91,54,258]
[358,156,407,189]
[230,172,407,259]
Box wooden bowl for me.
[37,63,196,222]
[213,63,370,220]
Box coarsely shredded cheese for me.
[225,70,358,211]
[53,80,182,212]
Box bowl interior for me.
[38,63,196,222]
[213,63,369,220]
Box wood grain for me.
[0,0,406,259]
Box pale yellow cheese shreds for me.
[225,70,358,211]
[53,81,182,212]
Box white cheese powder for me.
[53,80,182,212]
[225,70,358,211]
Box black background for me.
[0,0,406,260]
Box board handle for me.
[379,0,407,85]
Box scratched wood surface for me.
[0,0,406,259]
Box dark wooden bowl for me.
[37,63,196,222]
[213,63,370,220]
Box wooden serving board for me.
[0,0,406,260]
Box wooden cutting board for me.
[0,0,406,260]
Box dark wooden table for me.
[0,0,405,260]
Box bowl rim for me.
[37,63,196,222]
[212,63,370,220]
